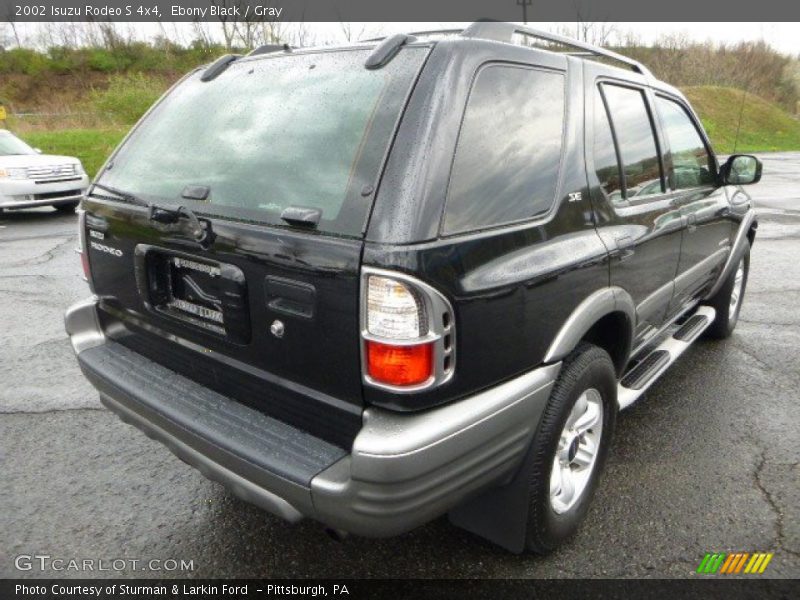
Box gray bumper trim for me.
[310,363,560,536]
[66,297,560,537]
[99,392,307,522]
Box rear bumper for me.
[65,296,559,536]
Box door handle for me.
[614,235,636,262]
[265,276,316,319]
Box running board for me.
[618,306,716,410]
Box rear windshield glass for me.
[95,47,428,236]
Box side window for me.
[655,96,715,189]
[601,84,664,201]
[443,65,565,235]
[593,89,623,203]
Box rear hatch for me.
[82,45,430,448]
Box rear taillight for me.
[361,268,455,391]
[76,208,92,288]
[366,340,434,387]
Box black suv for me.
[65,22,762,553]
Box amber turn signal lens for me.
[366,340,433,387]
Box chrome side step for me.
[618,305,716,410]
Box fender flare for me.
[703,208,757,301]
[543,286,636,366]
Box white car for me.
[0,130,89,213]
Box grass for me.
[20,128,126,178]
[682,86,800,154]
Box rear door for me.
[83,46,430,447]
[587,72,683,346]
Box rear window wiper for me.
[90,182,214,246]
[90,182,150,208]
[149,204,214,246]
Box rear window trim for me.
[438,60,569,239]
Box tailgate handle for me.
[265,276,316,319]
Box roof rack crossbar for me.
[461,21,653,78]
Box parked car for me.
[0,129,89,213]
[65,22,761,553]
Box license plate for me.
[166,298,224,324]
[164,255,225,333]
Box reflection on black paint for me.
[443,65,565,235]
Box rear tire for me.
[704,241,750,339]
[55,201,79,213]
[524,343,617,553]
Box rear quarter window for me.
[442,64,566,235]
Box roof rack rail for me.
[359,21,652,79]
[200,54,241,82]
[461,21,653,78]
[360,29,461,43]
[406,28,463,38]
[364,34,417,69]
[249,43,291,56]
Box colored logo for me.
[697,552,774,574]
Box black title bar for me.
[2,0,800,22]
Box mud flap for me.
[447,436,538,554]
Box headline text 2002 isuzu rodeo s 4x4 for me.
[65,22,762,553]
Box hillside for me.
[682,86,800,154]
[11,84,800,179]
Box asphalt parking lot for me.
[1,154,799,579]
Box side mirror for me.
[721,154,762,186]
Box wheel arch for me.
[543,287,635,377]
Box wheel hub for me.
[567,436,580,463]
[549,388,604,514]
